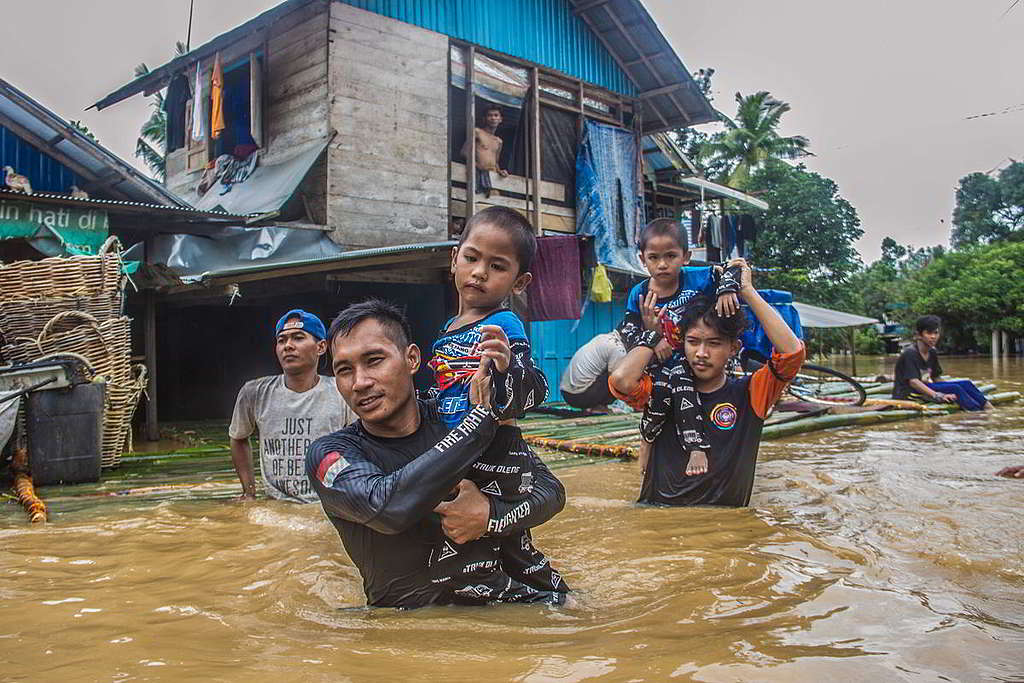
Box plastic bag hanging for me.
[590,264,612,303]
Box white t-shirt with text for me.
[229,375,354,502]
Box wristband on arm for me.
[637,329,662,349]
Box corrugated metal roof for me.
[90,0,715,133]
[0,189,254,220]
[0,78,186,207]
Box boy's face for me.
[919,327,941,348]
[451,223,532,310]
[484,109,502,129]
[641,234,689,287]
[683,319,741,384]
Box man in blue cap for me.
[229,309,355,502]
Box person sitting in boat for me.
[608,258,805,506]
[892,315,993,411]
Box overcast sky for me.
[2,1,1021,261]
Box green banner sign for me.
[0,198,109,255]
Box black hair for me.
[479,104,502,123]
[678,295,748,340]
[637,217,689,253]
[327,298,412,351]
[915,315,941,334]
[459,205,537,274]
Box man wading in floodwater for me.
[306,299,568,608]
[609,259,805,506]
[229,310,355,502]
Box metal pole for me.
[464,45,476,220]
[144,291,159,441]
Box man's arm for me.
[609,337,658,410]
[307,405,498,535]
[910,377,955,403]
[735,259,802,355]
[485,451,566,535]
[230,438,257,498]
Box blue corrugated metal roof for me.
[339,0,635,95]
[0,124,80,195]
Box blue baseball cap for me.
[275,309,327,341]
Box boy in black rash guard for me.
[616,218,742,477]
[306,300,568,608]
[426,206,565,602]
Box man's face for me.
[275,325,325,375]
[641,234,689,286]
[484,108,502,129]
[919,328,941,348]
[683,319,741,383]
[331,319,420,426]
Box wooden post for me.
[1002,330,1010,356]
[464,45,476,220]
[849,327,858,377]
[992,328,1001,357]
[144,290,159,441]
[530,67,542,234]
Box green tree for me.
[134,41,187,181]
[950,161,1024,247]
[69,120,99,143]
[744,160,863,305]
[668,68,731,178]
[699,91,812,189]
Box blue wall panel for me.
[339,0,635,96]
[0,125,80,194]
[530,297,626,403]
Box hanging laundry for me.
[740,214,758,245]
[191,62,205,142]
[211,53,225,140]
[721,215,736,260]
[706,215,721,249]
[164,73,191,152]
[526,235,582,321]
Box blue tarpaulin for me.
[575,120,646,276]
[741,289,804,359]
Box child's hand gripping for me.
[714,259,750,318]
[468,325,513,415]
[641,290,673,362]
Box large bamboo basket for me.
[1,311,142,468]
[0,236,124,300]
[0,291,123,344]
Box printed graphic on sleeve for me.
[315,451,349,487]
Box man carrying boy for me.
[892,315,992,411]
[610,259,805,506]
[461,104,508,198]
[229,309,355,502]
[306,299,568,608]
[616,218,742,477]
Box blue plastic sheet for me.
[740,289,804,359]
[575,120,646,276]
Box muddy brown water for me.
[1,357,1022,681]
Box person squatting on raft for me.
[229,310,355,502]
[558,330,628,412]
[460,104,508,198]
[610,259,806,506]
[892,315,993,411]
[426,206,566,603]
[615,218,742,477]
[306,299,569,608]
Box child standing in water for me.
[427,206,566,604]
[616,218,742,478]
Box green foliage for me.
[134,42,187,182]
[68,120,98,143]
[951,162,1024,247]
[745,160,863,305]
[668,69,731,179]
[699,91,812,189]
[903,240,1024,347]
[853,327,885,354]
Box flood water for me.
[1,356,1022,681]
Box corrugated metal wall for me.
[339,0,635,96]
[0,125,79,194]
[530,298,627,403]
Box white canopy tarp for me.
[793,302,877,328]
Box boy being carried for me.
[615,218,742,478]
[427,206,567,604]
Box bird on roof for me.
[3,166,32,195]
[69,185,89,200]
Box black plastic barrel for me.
[25,382,104,486]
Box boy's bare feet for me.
[685,450,708,476]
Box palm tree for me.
[699,91,812,189]
[134,41,188,181]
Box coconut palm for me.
[134,41,187,181]
[700,91,812,189]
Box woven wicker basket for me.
[0,291,123,344]
[100,365,147,468]
[0,236,123,300]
